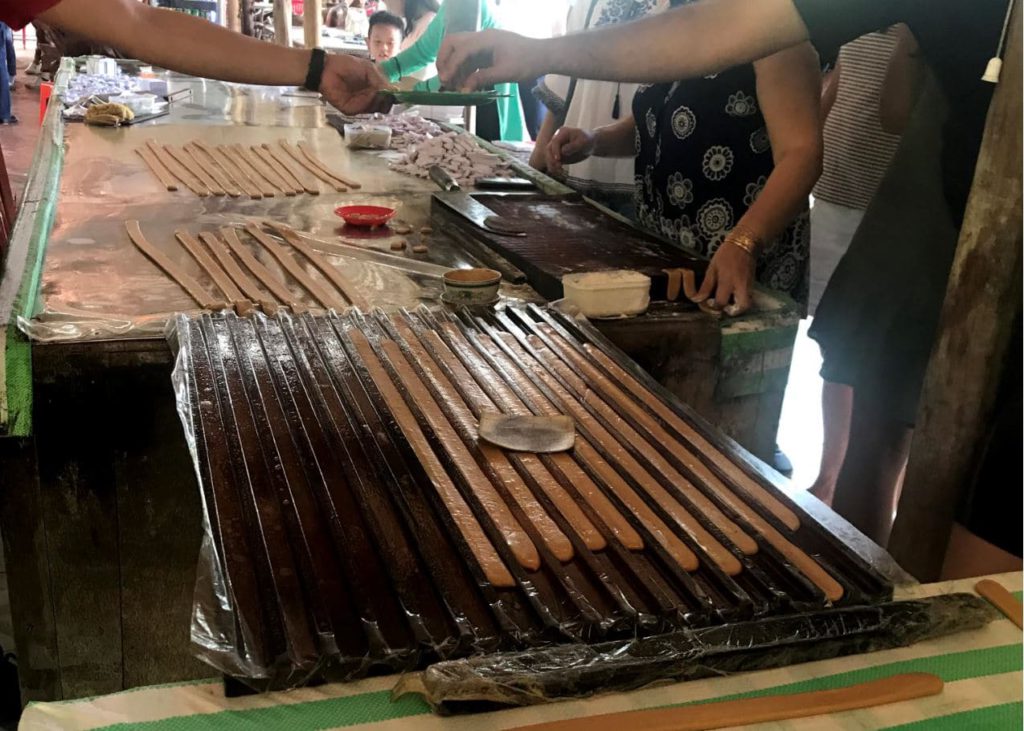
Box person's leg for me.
[941,523,1022,580]
[830,389,913,546]
[0,31,11,123]
[4,24,15,80]
[808,380,852,505]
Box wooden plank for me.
[888,3,1023,580]
[33,355,123,699]
[114,365,210,688]
[0,437,61,702]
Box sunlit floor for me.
[777,319,825,491]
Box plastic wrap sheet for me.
[396,593,997,711]
[169,304,901,691]
[19,116,489,344]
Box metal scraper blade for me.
[476,413,575,453]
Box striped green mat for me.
[19,573,1023,731]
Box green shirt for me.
[378,2,527,141]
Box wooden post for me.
[888,2,1023,580]
[304,0,323,50]
[225,0,241,32]
[274,0,292,46]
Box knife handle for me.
[429,165,459,191]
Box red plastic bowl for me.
[334,205,396,227]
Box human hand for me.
[691,238,756,316]
[546,127,595,176]
[319,53,391,114]
[438,30,544,91]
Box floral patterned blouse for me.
[632,64,809,304]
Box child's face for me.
[368,24,402,62]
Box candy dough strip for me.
[244,224,342,310]
[145,140,209,196]
[396,320,607,553]
[278,141,347,192]
[348,330,516,588]
[263,221,367,309]
[382,338,574,562]
[246,145,300,195]
[681,269,699,300]
[976,579,1024,628]
[135,146,179,191]
[568,350,843,598]
[221,227,305,311]
[199,232,281,315]
[184,142,241,197]
[581,342,802,531]
[262,143,320,195]
[663,268,682,301]
[297,141,362,189]
[533,325,758,557]
[373,337,541,573]
[124,220,223,310]
[193,141,262,199]
[175,230,245,301]
[227,144,281,197]
[164,144,225,196]
[473,326,699,572]
[441,322,701,570]
[497,331,739,576]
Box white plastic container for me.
[343,123,393,150]
[562,270,651,318]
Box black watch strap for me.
[304,47,327,92]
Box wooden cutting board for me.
[432,194,706,302]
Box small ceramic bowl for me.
[334,205,396,227]
[442,268,502,305]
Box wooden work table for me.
[0,61,815,703]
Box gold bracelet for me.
[725,227,761,257]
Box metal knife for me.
[428,166,526,237]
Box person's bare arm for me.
[879,24,922,134]
[439,0,810,90]
[530,111,559,171]
[820,62,840,120]
[544,115,636,175]
[695,42,823,314]
[39,0,387,113]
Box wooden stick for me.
[175,230,245,302]
[976,579,1024,628]
[135,146,178,191]
[164,144,225,196]
[262,221,366,309]
[262,143,320,195]
[297,140,362,188]
[278,140,347,192]
[244,223,341,309]
[250,144,302,195]
[145,140,209,197]
[199,231,281,315]
[220,226,304,310]
[124,220,223,310]
[185,142,242,198]
[509,673,944,731]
